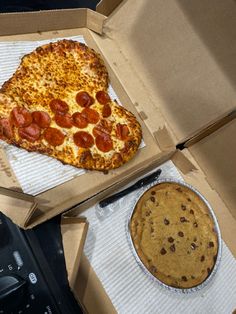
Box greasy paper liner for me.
[126,178,222,294]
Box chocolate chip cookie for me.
[130,182,218,289]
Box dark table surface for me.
[0,0,99,12]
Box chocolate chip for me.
[187,198,191,202]
[160,248,167,255]
[208,241,214,248]
[164,218,170,225]
[151,227,154,233]
[193,222,198,228]
[150,266,157,273]
[190,209,194,215]
[181,204,186,211]
[191,275,195,279]
[191,243,197,250]
[148,259,151,263]
[170,244,176,252]
[181,276,187,282]
[178,231,184,237]
[145,210,151,217]
[193,237,197,242]
[168,237,175,243]
[200,255,205,262]
[207,268,211,275]
[150,196,155,202]
[180,217,188,223]
[187,251,190,254]
[176,187,182,192]
[151,191,156,195]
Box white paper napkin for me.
[83,160,236,314]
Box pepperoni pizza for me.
[0,40,142,171]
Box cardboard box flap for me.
[98,0,236,144]
[0,145,19,188]
[0,187,37,228]
[96,0,123,16]
[188,118,236,223]
[61,216,88,288]
[0,145,37,227]
[0,8,105,36]
[61,216,116,313]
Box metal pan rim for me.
[126,178,222,294]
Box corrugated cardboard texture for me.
[176,150,236,257]
[99,0,236,144]
[189,119,236,223]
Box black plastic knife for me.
[99,169,162,208]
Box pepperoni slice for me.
[44,127,65,146]
[32,111,51,128]
[96,91,111,104]
[92,119,112,137]
[0,118,13,139]
[95,133,113,152]
[116,123,130,140]
[49,99,69,113]
[102,104,112,118]
[76,91,94,107]
[55,112,73,128]
[81,108,100,124]
[73,131,94,148]
[72,112,88,129]
[10,107,32,127]
[18,123,41,143]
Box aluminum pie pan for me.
[126,178,222,294]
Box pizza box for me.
[67,122,236,313]
[0,2,166,228]
[0,0,235,311]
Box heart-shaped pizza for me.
[0,40,142,171]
